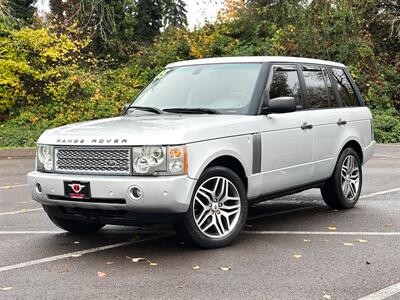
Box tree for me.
[46,0,186,56]
[0,1,13,25]
[133,0,163,43]
[49,0,65,24]
[218,0,245,21]
[7,0,37,26]
[47,0,130,56]
[163,0,187,28]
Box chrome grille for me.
[55,148,131,175]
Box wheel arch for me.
[205,155,248,192]
[327,138,364,179]
[339,139,364,164]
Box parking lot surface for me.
[0,144,399,299]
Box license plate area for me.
[64,181,91,200]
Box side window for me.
[269,65,302,108]
[331,68,359,107]
[302,65,336,109]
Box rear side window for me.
[269,65,302,108]
[331,68,359,107]
[302,65,336,109]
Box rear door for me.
[258,64,314,195]
[300,64,341,181]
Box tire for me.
[175,166,248,249]
[43,205,105,233]
[321,148,362,209]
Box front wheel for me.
[175,166,248,248]
[321,148,362,209]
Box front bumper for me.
[27,171,196,213]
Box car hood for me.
[38,114,260,146]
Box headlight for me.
[132,146,166,174]
[36,145,54,171]
[132,145,187,175]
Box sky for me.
[35,0,224,28]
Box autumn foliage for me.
[0,0,399,146]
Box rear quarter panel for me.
[330,107,373,173]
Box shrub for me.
[372,109,400,143]
[0,24,87,115]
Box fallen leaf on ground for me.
[0,287,13,291]
[59,266,69,273]
[219,266,231,271]
[322,294,331,299]
[357,239,368,243]
[192,266,200,270]
[148,260,158,266]
[175,285,184,289]
[71,253,82,258]
[328,226,337,231]
[342,242,354,246]
[303,239,311,242]
[366,260,371,265]
[293,254,302,259]
[97,271,107,278]
[106,261,114,265]
[126,256,146,263]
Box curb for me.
[0,148,35,158]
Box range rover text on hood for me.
[55,138,128,145]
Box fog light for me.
[129,186,143,200]
[35,183,42,194]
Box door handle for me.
[337,119,347,126]
[301,122,313,130]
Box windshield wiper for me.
[163,108,221,114]
[128,106,164,114]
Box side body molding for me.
[252,133,262,174]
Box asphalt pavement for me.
[0,144,399,299]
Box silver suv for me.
[27,56,376,248]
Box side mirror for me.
[263,96,296,114]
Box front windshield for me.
[131,63,263,114]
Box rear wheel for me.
[175,166,248,248]
[321,148,362,209]
[43,205,105,233]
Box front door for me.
[258,64,314,195]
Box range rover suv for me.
[27,56,376,248]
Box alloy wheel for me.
[192,176,241,238]
[341,155,360,201]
